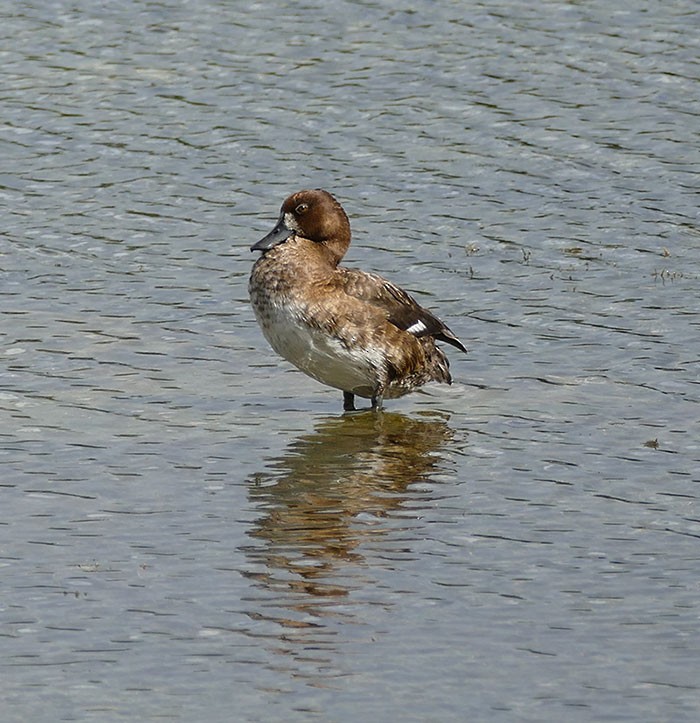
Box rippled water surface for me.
[2,0,699,720]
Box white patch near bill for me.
[283,212,301,232]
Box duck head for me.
[251,189,352,266]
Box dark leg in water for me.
[371,382,385,411]
[343,391,356,412]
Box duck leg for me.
[343,391,356,412]
[370,379,387,411]
[370,393,384,411]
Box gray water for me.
[2,0,699,720]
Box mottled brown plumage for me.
[249,189,467,410]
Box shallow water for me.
[2,0,700,720]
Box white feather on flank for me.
[406,320,427,335]
[256,300,379,395]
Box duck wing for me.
[338,269,467,353]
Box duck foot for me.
[343,392,356,412]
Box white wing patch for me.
[406,320,427,335]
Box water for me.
[2,0,699,720]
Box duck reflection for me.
[243,411,455,614]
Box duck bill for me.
[250,216,294,252]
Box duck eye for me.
[295,203,309,215]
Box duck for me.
[249,189,467,411]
